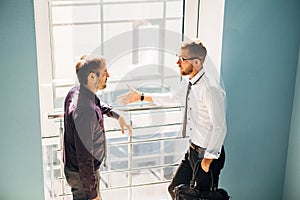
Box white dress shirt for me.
[151,68,227,159]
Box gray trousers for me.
[64,166,101,200]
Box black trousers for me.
[168,145,225,199]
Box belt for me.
[190,142,206,154]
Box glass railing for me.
[44,104,189,200]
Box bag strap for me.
[189,159,201,188]
[209,169,216,191]
[189,159,216,191]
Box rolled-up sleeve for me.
[151,79,187,106]
[203,87,227,159]
[100,102,120,119]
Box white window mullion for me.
[34,0,58,138]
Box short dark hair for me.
[76,55,106,85]
[181,39,207,62]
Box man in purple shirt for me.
[63,56,132,200]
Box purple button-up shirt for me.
[63,85,119,199]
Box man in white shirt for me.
[117,39,226,199]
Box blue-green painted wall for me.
[220,0,300,200]
[283,49,300,200]
[0,0,44,199]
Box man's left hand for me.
[201,158,213,172]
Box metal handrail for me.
[47,104,183,119]
[45,105,184,199]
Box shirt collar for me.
[79,85,100,105]
[189,68,205,85]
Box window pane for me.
[103,2,164,21]
[52,0,100,6]
[166,1,183,18]
[166,19,183,33]
[52,5,101,24]
[54,86,74,109]
[103,22,133,42]
[52,24,101,79]
[103,0,156,2]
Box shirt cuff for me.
[111,110,120,120]
[204,150,221,159]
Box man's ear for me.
[88,72,96,82]
[192,59,201,66]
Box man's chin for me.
[97,84,106,90]
[180,71,188,76]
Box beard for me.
[96,79,107,90]
[96,83,106,90]
[101,84,107,89]
[180,65,193,76]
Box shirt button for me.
[190,128,192,130]
[188,118,190,120]
[188,98,190,100]
[189,108,192,110]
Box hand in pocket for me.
[201,158,213,172]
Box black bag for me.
[174,160,230,200]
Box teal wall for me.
[0,0,44,199]
[220,0,300,200]
[283,49,300,200]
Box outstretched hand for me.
[116,85,141,105]
[118,116,132,136]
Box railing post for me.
[128,111,133,200]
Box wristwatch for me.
[141,92,144,101]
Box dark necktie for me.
[181,72,205,138]
[182,82,192,137]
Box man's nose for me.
[176,58,181,65]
